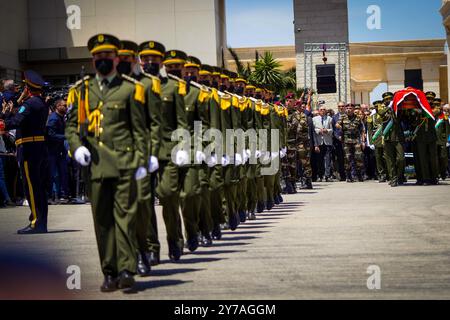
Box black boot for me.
[201,233,213,247]
[266,200,274,211]
[239,210,247,223]
[168,241,182,262]
[212,224,222,240]
[147,251,160,266]
[229,213,239,231]
[186,237,199,252]
[256,201,265,213]
[137,253,151,276]
[100,275,118,293]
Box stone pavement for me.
[1,180,450,300]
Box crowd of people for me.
[1,80,84,208]
[282,90,450,191]
[1,33,449,293]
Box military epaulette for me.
[211,88,220,104]
[190,81,211,103]
[367,116,373,123]
[167,74,187,96]
[121,74,146,104]
[220,94,232,110]
[71,75,90,89]
[260,104,270,116]
[141,72,161,96]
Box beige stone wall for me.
[0,0,28,78]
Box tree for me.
[228,47,252,78]
[249,52,284,91]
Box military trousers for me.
[179,166,202,241]
[17,143,49,231]
[156,161,184,246]
[374,146,387,180]
[209,166,226,226]
[199,166,213,236]
[136,173,160,255]
[384,141,405,184]
[88,171,138,276]
[414,140,438,181]
[297,141,312,178]
[343,143,364,178]
[437,144,449,178]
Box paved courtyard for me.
[1,180,450,299]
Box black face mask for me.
[167,69,182,78]
[199,80,211,87]
[184,76,197,83]
[211,81,219,89]
[255,94,262,100]
[219,85,227,92]
[116,61,132,75]
[143,63,160,76]
[236,87,244,95]
[95,59,114,76]
[228,85,235,93]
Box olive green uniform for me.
[338,114,365,180]
[435,115,450,179]
[133,72,162,258]
[367,111,387,181]
[382,109,405,185]
[66,74,148,276]
[155,76,188,252]
[413,116,438,182]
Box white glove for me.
[74,146,91,167]
[242,150,250,164]
[261,151,271,163]
[369,145,376,151]
[148,156,159,173]
[135,167,148,181]
[221,155,230,167]
[235,153,243,166]
[195,151,205,164]
[282,147,287,154]
[206,154,217,168]
[175,150,190,166]
[280,149,287,159]
[370,109,377,116]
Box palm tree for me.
[249,52,284,91]
[228,47,252,78]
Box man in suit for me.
[313,105,334,182]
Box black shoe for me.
[147,251,160,266]
[346,179,354,183]
[186,237,199,252]
[239,211,247,223]
[248,211,256,220]
[201,234,213,247]
[100,275,118,293]
[212,225,222,240]
[4,200,16,207]
[274,196,280,205]
[17,225,47,235]
[168,241,182,261]
[358,176,364,182]
[278,194,284,203]
[137,253,151,276]
[256,201,265,213]
[117,271,135,290]
[229,213,239,231]
[266,200,274,211]
[59,197,70,205]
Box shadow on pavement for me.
[191,250,245,255]
[46,230,83,234]
[149,268,205,277]
[128,279,191,293]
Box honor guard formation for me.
[0,33,449,293]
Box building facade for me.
[0,0,226,84]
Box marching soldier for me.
[156,49,190,261]
[295,99,314,189]
[283,93,299,194]
[0,70,49,235]
[138,44,188,261]
[337,103,366,183]
[367,101,388,182]
[65,34,148,291]
[381,93,405,187]
[117,40,162,275]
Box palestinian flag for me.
[392,87,435,121]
